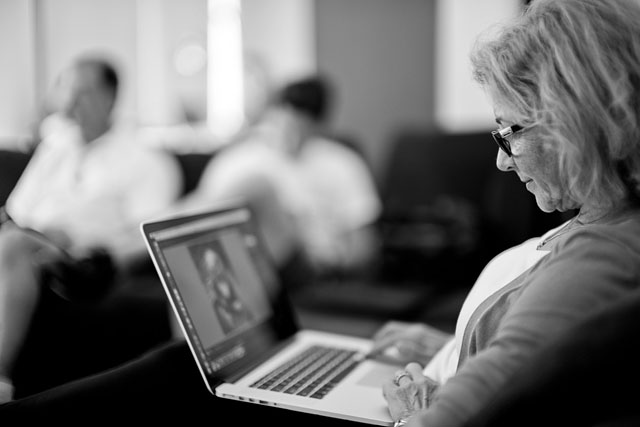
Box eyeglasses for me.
[491,124,523,157]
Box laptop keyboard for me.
[250,345,361,399]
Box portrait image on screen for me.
[190,241,255,334]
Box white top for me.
[6,116,183,264]
[181,120,381,268]
[422,223,566,383]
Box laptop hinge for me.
[224,335,297,384]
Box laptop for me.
[140,201,398,425]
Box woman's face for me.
[493,105,578,213]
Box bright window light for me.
[207,0,244,141]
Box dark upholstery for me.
[174,152,214,196]
[377,129,572,285]
[377,130,500,285]
[380,129,571,248]
[0,149,31,206]
[0,149,215,206]
[380,130,499,215]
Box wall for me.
[242,0,316,87]
[136,0,208,126]
[37,0,139,124]
[434,0,522,132]
[315,0,524,180]
[315,0,436,179]
[0,0,524,157]
[0,0,37,148]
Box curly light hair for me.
[471,0,640,209]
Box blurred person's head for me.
[268,74,335,154]
[471,0,640,218]
[53,54,120,143]
[278,75,333,124]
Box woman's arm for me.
[409,226,640,426]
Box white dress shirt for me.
[178,120,381,269]
[6,116,183,265]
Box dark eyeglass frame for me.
[491,124,523,157]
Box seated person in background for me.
[4,53,183,273]
[0,53,182,402]
[1,1,639,426]
[172,75,382,283]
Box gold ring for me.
[393,370,411,386]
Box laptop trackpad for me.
[356,363,400,388]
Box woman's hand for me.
[382,362,439,422]
[368,321,453,365]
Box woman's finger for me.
[396,339,439,359]
[405,362,424,378]
[372,321,404,341]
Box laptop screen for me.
[142,205,299,385]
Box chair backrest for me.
[173,152,215,197]
[0,149,32,207]
[380,130,497,216]
[0,149,218,206]
[379,129,571,251]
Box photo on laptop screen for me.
[189,240,256,335]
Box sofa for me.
[377,128,572,283]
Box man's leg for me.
[0,223,65,402]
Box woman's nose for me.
[496,148,514,172]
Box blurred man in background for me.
[0,52,183,402]
[5,53,182,271]
[173,75,382,285]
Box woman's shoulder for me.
[503,214,640,339]
[562,212,640,255]
[527,213,640,298]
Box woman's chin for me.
[534,195,556,213]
